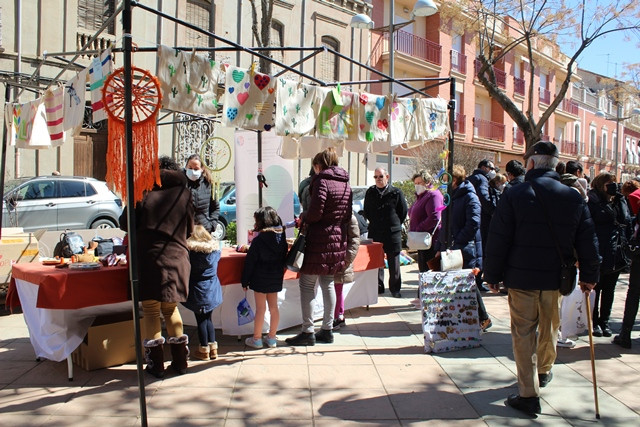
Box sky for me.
[570,30,640,79]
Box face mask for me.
[415,184,428,195]
[606,182,618,196]
[487,170,497,180]
[186,168,202,181]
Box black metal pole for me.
[257,130,263,208]
[122,1,148,426]
[446,77,456,247]
[0,84,11,236]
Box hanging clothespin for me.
[249,61,257,76]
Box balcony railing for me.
[380,30,442,66]
[539,87,551,104]
[558,139,578,156]
[514,128,525,147]
[473,118,505,142]
[514,77,525,96]
[605,148,613,161]
[474,59,506,88]
[450,50,466,74]
[453,113,466,134]
[560,98,579,115]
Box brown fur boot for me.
[192,345,209,361]
[143,337,165,378]
[168,334,189,375]
[208,342,218,360]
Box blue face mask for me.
[186,168,202,181]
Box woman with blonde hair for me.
[409,170,443,272]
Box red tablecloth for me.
[6,242,384,311]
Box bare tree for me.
[442,1,640,150]
[248,0,275,75]
[410,141,494,180]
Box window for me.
[590,127,596,155]
[269,21,285,74]
[602,131,608,157]
[20,181,56,200]
[78,0,116,35]
[320,36,339,82]
[185,0,212,48]
[60,180,88,198]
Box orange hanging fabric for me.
[102,66,162,204]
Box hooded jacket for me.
[241,227,288,293]
[183,236,222,313]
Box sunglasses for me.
[373,175,385,179]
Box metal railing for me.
[378,30,442,66]
[539,87,551,104]
[558,139,578,156]
[450,50,466,74]
[514,128,525,146]
[474,59,506,88]
[473,117,505,141]
[454,113,466,134]
[560,98,579,115]
[514,77,525,96]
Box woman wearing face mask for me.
[408,170,444,272]
[184,154,221,235]
[587,171,632,337]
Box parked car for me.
[2,176,123,232]
[217,184,301,239]
[351,185,368,214]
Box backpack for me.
[93,238,115,256]
[53,231,85,258]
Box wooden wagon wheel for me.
[102,66,161,124]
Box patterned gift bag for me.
[157,45,221,115]
[44,87,65,145]
[89,49,112,122]
[419,269,481,353]
[63,68,88,135]
[222,66,276,131]
[274,78,319,138]
[356,92,390,144]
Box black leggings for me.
[593,270,620,326]
[194,311,215,347]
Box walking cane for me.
[584,292,601,419]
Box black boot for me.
[613,328,632,349]
[505,394,541,417]
[168,334,189,375]
[600,322,613,337]
[285,332,316,346]
[143,337,165,379]
[315,328,334,344]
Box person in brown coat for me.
[120,156,195,378]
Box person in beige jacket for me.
[333,213,361,329]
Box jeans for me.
[194,310,215,346]
[593,270,620,327]
[299,273,336,332]
[141,300,183,340]
[378,251,402,293]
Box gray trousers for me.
[299,273,336,333]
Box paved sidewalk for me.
[1,263,639,426]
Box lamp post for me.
[596,106,640,179]
[350,0,438,182]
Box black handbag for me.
[285,233,306,272]
[531,183,577,296]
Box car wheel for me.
[91,219,117,229]
[212,221,226,240]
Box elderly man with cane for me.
[484,141,600,417]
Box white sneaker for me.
[557,338,576,348]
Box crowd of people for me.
[120,143,640,418]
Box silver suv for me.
[2,176,123,232]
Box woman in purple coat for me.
[286,148,352,346]
[409,170,444,272]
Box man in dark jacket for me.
[504,159,526,191]
[363,167,408,297]
[467,159,496,291]
[484,141,600,417]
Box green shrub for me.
[226,221,237,245]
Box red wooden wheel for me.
[102,66,161,124]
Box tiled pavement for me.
[1,263,639,426]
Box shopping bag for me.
[560,271,595,339]
[419,269,481,353]
[237,298,255,326]
[285,234,306,272]
[407,231,433,250]
[440,249,463,271]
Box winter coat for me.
[467,169,495,246]
[627,188,640,215]
[301,166,352,275]
[334,215,361,284]
[560,173,588,201]
[504,174,525,192]
[587,189,631,274]
[363,184,408,254]
[183,237,222,313]
[120,170,194,302]
[185,172,220,233]
[436,180,482,269]
[241,227,288,293]
[408,190,443,247]
[299,175,313,211]
[483,168,601,291]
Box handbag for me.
[531,183,577,296]
[440,249,463,271]
[237,297,255,326]
[407,218,441,251]
[285,233,306,272]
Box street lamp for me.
[595,106,640,177]
[350,1,438,182]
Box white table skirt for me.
[14,278,133,362]
[179,269,379,336]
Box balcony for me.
[378,30,442,66]
[559,98,579,115]
[450,50,466,74]
[76,32,114,58]
[474,59,506,89]
[514,77,525,96]
[605,149,613,161]
[558,139,579,156]
[453,113,466,134]
[513,128,525,147]
[539,87,551,104]
[473,118,505,142]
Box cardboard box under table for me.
[71,312,136,371]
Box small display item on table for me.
[419,269,481,353]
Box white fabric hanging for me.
[5,97,60,149]
[63,68,88,136]
[222,66,276,131]
[418,97,450,141]
[44,87,66,145]
[388,96,421,146]
[356,92,390,144]
[89,49,112,122]
[315,87,357,141]
[274,79,319,138]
